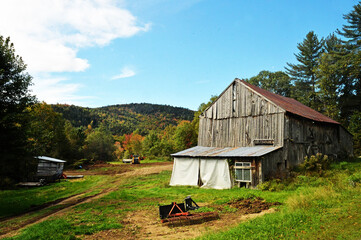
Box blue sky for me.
[0,0,357,110]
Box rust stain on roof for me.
[239,79,340,125]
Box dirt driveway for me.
[1,162,278,240]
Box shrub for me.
[299,153,330,175]
[348,172,361,185]
[258,179,285,192]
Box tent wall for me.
[169,157,232,189]
[169,157,199,186]
[200,159,232,189]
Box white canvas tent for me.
[169,157,232,189]
[170,145,281,189]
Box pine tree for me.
[337,2,361,121]
[285,31,324,110]
[317,34,344,120]
[338,2,361,47]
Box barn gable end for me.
[198,79,285,147]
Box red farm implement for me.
[159,196,219,226]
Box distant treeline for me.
[51,103,194,136]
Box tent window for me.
[234,162,251,182]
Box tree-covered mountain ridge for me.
[51,103,195,136]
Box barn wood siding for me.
[283,115,353,168]
[199,81,285,147]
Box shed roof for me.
[36,156,66,163]
[239,79,340,125]
[171,145,282,158]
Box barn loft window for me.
[232,83,237,113]
[234,162,251,182]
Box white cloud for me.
[0,0,150,105]
[111,66,136,80]
[0,0,150,73]
[31,75,93,105]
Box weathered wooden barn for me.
[170,78,353,189]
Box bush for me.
[258,179,285,192]
[348,172,361,184]
[299,153,330,175]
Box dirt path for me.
[83,208,276,240]
[0,163,173,239]
[1,163,278,240]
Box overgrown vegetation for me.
[199,158,361,240]
[1,157,359,239]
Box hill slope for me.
[51,103,194,135]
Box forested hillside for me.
[51,103,194,135]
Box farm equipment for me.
[159,196,219,226]
[132,155,140,164]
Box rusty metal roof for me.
[239,79,340,125]
[171,145,282,158]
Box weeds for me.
[2,158,361,240]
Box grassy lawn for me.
[0,175,111,219]
[2,158,361,239]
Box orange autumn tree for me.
[122,132,144,156]
[114,141,124,161]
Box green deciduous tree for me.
[173,120,197,152]
[83,124,115,162]
[27,103,70,159]
[0,36,36,186]
[192,95,218,137]
[248,70,292,97]
[286,31,324,110]
[142,130,162,157]
[64,121,86,162]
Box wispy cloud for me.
[0,0,150,105]
[111,67,136,80]
[31,75,93,105]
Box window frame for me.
[234,162,252,182]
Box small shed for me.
[36,156,66,181]
[170,79,353,189]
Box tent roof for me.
[171,145,282,158]
[36,156,66,163]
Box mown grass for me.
[3,158,361,240]
[0,175,110,218]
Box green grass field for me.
[1,158,361,240]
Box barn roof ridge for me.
[201,78,339,125]
[237,79,340,125]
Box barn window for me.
[234,162,251,182]
[232,83,237,113]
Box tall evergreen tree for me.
[338,2,361,48]
[285,31,324,110]
[317,34,344,120]
[337,1,361,121]
[0,36,36,186]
